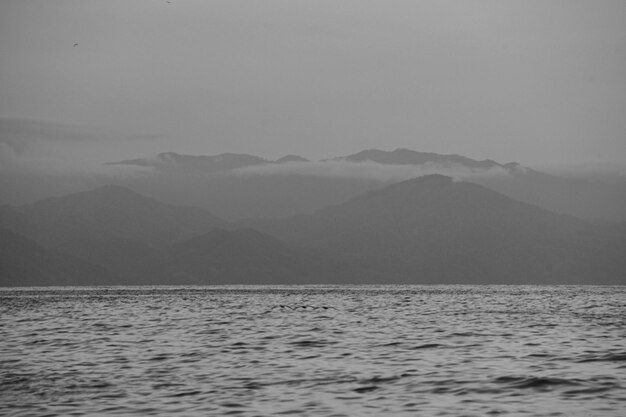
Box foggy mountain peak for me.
[92,148,626,222]
[315,174,528,220]
[105,148,519,173]
[332,148,505,170]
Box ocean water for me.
[0,285,624,416]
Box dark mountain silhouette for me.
[0,185,225,276]
[0,228,118,286]
[246,175,626,284]
[3,176,624,285]
[137,228,349,285]
[331,148,503,170]
[107,151,314,173]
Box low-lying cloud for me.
[102,152,513,183]
[229,160,510,182]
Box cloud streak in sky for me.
[0,118,166,173]
[0,118,165,151]
[0,118,104,156]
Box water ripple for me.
[1,285,625,416]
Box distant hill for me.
[113,172,378,220]
[0,228,118,286]
[3,177,624,286]
[329,149,626,222]
[246,175,626,284]
[0,185,225,276]
[137,228,349,285]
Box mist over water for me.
[1,285,624,416]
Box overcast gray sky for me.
[1,0,625,166]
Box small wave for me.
[410,343,442,349]
[289,340,336,348]
[152,382,186,389]
[576,352,626,363]
[408,342,483,350]
[270,305,337,311]
[563,386,615,396]
[168,390,202,397]
[148,354,171,361]
[379,341,402,347]
[494,376,581,389]
[219,402,244,408]
[525,353,556,359]
[353,385,378,393]
[359,375,402,384]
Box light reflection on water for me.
[1,285,625,416]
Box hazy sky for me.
[1,0,625,166]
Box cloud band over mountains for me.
[105,149,513,182]
[229,160,510,182]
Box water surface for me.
[1,285,624,416]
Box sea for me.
[0,285,624,416]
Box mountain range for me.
[104,148,626,222]
[246,175,626,284]
[107,151,309,173]
[0,185,224,278]
[1,174,624,286]
[327,148,504,170]
[0,228,118,286]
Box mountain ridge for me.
[2,177,625,285]
[329,148,507,170]
[106,148,516,173]
[244,175,626,284]
[0,228,119,286]
[136,227,351,285]
[97,148,626,221]
[0,185,226,278]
